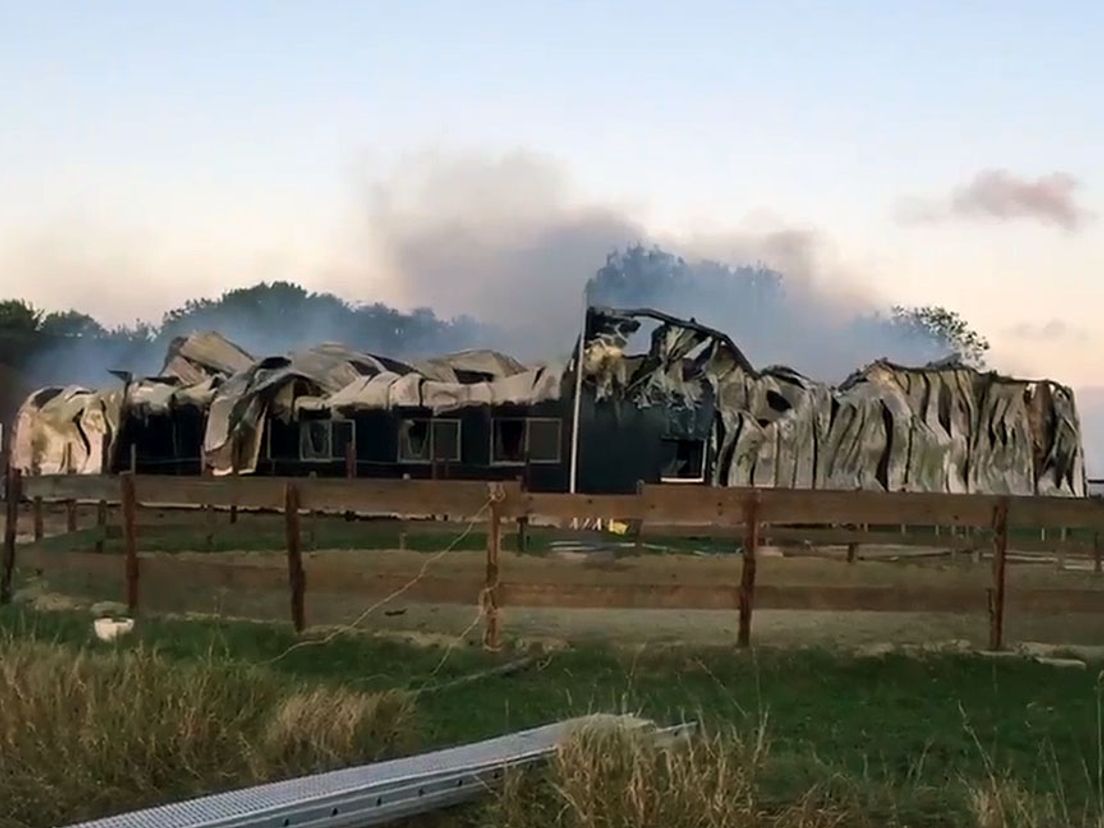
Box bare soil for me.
[17,503,1104,649]
[31,546,1101,649]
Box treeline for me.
[589,246,989,371]
[0,282,488,388]
[0,245,989,392]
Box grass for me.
[488,722,1104,828]
[24,512,734,556]
[0,625,414,828]
[2,605,1102,826]
[26,503,1096,562]
[27,503,927,559]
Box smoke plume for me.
[1006,318,1088,343]
[6,149,1099,469]
[10,150,1003,386]
[351,152,977,378]
[349,151,641,358]
[900,169,1093,231]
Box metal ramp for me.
[65,715,690,828]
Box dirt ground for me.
[15,501,1104,649]
[23,538,1104,649]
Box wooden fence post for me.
[345,438,357,479]
[1056,529,1067,571]
[483,484,503,651]
[228,459,239,525]
[848,522,866,563]
[95,499,108,554]
[344,439,357,522]
[738,492,760,648]
[32,496,43,542]
[633,479,645,554]
[307,471,318,549]
[516,515,529,554]
[121,472,139,615]
[202,458,215,552]
[1,467,21,605]
[284,482,306,633]
[988,498,1009,651]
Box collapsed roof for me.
[161,331,255,384]
[10,332,564,476]
[583,307,1085,497]
[10,308,1087,496]
[11,385,121,476]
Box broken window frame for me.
[332,419,354,463]
[659,437,707,484]
[490,417,562,466]
[525,417,562,464]
[431,419,462,463]
[299,420,333,462]
[297,419,355,463]
[398,418,462,464]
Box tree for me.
[39,310,106,339]
[888,305,990,368]
[158,281,483,358]
[0,299,42,336]
[587,244,784,315]
[0,299,43,365]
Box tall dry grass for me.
[0,636,414,828]
[488,719,1104,828]
[491,722,855,828]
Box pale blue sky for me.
[2,1,1101,387]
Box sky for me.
[2,2,1101,393]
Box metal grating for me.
[64,715,666,828]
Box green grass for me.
[2,605,1101,826]
[29,506,1094,561]
[27,519,503,555]
[0,621,414,828]
[26,514,734,556]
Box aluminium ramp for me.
[64,714,669,828]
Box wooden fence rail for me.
[16,473,1104,529]
[6,473,1104,650]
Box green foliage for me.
[889,305,991,368]
[37,310,106,339]
[588,244,785,321]
[2,607,1101,826]
[0,282,480,387]
[0,299,41,335]
[0,265,992,386]
[0,300,43,365]
[0,628,414,828]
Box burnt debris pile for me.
[10,307,1085,497]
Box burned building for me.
[201,343,566,490]
[8,306,1087,497]
[577,308,1084,496]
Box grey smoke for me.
[900,169,1093,231]
[10,149,1100,471]
[1006,318,1087,342]
[1076,387,1104,479]
[356,152,978,380]
[12,151,1002,385]
[355,150,641,359]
